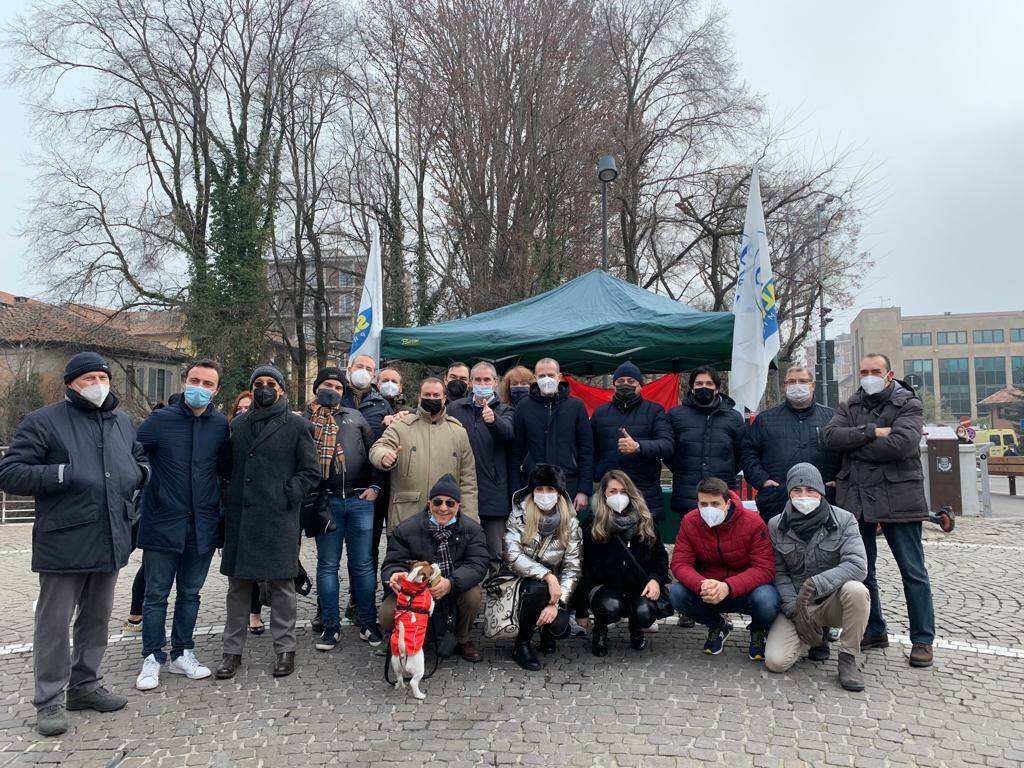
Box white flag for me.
[730,167,780,414]
[350,220,384,365]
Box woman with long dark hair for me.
[574,470,669,656]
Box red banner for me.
[565,373,681,416]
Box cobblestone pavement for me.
[1,518,1023,767]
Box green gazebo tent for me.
[380,269,734,374]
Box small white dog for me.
[389,561,440,700]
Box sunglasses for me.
[430,498,458,509]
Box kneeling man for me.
[765,463,870,691]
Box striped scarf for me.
[309,404,342,480]
[431,524,455,577]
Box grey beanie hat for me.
[249,364,286,389]
[786,462,826,496]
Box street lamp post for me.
[598,155,618,271]
[816,202,828,407]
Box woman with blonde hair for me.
[499,365,536,406]
[503,463,582,670]
[574,470,669,656]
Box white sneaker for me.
[168,649,212,680]
[136,654,161,691]
[568,615,587,637]
[643,621,660,633]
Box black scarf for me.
[431,523,455,577]
[248,394,288,436]
[785,499,831,542]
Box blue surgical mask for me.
[183,385,214,409]
[429,514,457,528]
[473,385,494,401]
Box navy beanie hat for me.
[428,473,461,502]
[612,361,643,384]
[63,351,111,384]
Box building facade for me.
[849,307,1024,422]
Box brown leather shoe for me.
[456,641,483,663]
[272,651,295,677]
[909,643,933,667]
[214,654,242,680]
[860,632,890,651]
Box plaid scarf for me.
[431,524,455,578]
[309,404,343,480]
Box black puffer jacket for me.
[591,396,673,518]
[447,396,515,519]
[302,404,379,496]
[0,390,149,573]
[824,380,928,524]
[740,401,839,522]
[511,381,594,497]
[341,384,393,441]
[572,514,669,616]
[381,510,490,595]
[666,393,746,514]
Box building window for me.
[936,330,967,345]
[938,358,970,418]
[974,357,1007,401]
[1013,356,1024,387]
[973,329,1004,344]
[1011,328,1024,343]
[901,332,931,347]
[903,359,933,395]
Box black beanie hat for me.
[428,473,461,502]
[63,351,111,384]
[612,361,643,384]
[249,364,286,389]
[313,366,345,392]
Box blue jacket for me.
[0,390,149,573]
[591,396,673,518]
[447,396,515,518]
[136,398,230,554]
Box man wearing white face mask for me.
[825,353,935,669]
[338,356,394,441]
[511,358,594,512]
[668,477,779,660]
[0,351,150,736]
[741,365,840,524]
[764,463,869,692]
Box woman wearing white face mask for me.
[502,464,582,671]
[573,471,668,657]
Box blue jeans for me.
[316,495,377,628]
[860,520,935,644]
[669,582,780,633]
[141,524,215,663]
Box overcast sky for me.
[1,1,1022,335]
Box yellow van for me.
[974,429,1020,457]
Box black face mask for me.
[510,386,529,404]
[420,397,444,415]
[445,380,468,400]
[316,388,342,407]
[253,385,279,408]
[692,387,716,406]
[614,384,640,400]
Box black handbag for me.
[616,535,674,620]
[300,488,336,538]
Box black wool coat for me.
[220,397,321,581]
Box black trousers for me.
[130,567,146,616]
[516,579,570,645]
[588,585,657,631]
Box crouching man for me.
[765,463,870,691]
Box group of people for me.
[0,348,937,737]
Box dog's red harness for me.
[390,578,434,657]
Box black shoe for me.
[214,654,242,679]
[344,599,358,625]
[66,686,127,712]
[512,643,541,671]
[538,629,557,655]
[272,651,295,677]
[703,622,732,655]
[315,626,340,651]
[591,629,609,657]
[311,598,324,635]
[677,614,696,628]
[808,644,830,662]
[360,623,384,647]
[629,630,647,651]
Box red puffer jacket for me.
[670,491,775,597]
